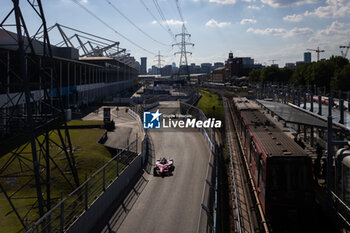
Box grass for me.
[0,128,111,233]
[196,89,224,120]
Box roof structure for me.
[257,100,329,129]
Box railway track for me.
[223,97,269,233]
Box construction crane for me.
[268,59,280,65]
[340,42,350,58]
[307,46,325,61]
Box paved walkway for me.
[82,106,143,153]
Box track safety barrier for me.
[179,101,218,233]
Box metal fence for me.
[26,139,139,233]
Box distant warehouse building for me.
[0,29,138,110]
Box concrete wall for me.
[67,155,143,233]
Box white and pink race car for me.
[154,157,175,176]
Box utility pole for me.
[172,24,194,80]
[154,51,164,75]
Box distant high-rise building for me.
[201,63,212,74]
[241,57,254,68]
[151,65,158,75]
[140,57,147,74]
[214,62,224,70]
[161,65,173,76]
[171,62,177,72]
[296,61,305,67]
[189,63,196,74]
[304,52,311,63]
[134,61,141,72]
[285,63,296,68]
[195,65,201,73]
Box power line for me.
[105,0,170,47]
[175,0,184,24]
[139,0,174,39]
[175,0,188,33]
[71,0,156,55]
[152,0,176,40]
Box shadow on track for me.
[90,134,155,233]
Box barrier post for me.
[84,174,88,210]
[102,166,106,191]
[310,92,313,112]
[60,193,64,233]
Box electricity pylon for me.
[0,0,80,230]
[172,24,194,80]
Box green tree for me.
[329,56,349,70]
[332,64,350,91]
[260,65,280,83]
[290,63,309,85]
[248,69,261,82]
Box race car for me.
[154,157,175,176]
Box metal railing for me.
[26,139,139,233]
[330,190,350,229]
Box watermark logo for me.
[143,109,222,129]
[143,110,162,129]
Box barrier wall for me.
[67,155,143,233]
[179,101,217,233]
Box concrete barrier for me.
[144,101,159,111]
[67,155,143,233]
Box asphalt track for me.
[99,101,211,233]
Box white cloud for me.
[165,19,186,25]
[285,27,313,37]
[159,19,186,25]
[247,26,313,37]
[205,19,231,28]
[309,21,350,43]
[247,27,286,36]
[304,0,350,18]
[240,18,257,24]
[209,0,237,4]
[241,0,253,2]
[247,5,260,9]
[261,0,317,8]
[283,14,303,22]
[152,19,185,26]
[307,21,350,59]
[81,0,88,3]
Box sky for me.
[0,0,349,68]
